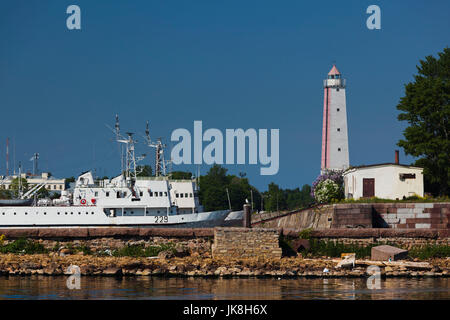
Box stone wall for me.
[252,203,450,231]
[211,227,282,259]
[252,204,372,229]
[372,203,450,229]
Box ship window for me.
[14,212,16,215]
[94,192,98,197]
[78,212,81,215]
[150,192,153,197]
[106,192,110,197]
[185,193,188,198]
[44,212,46,215]
[131,211,134,214]
[157,210,160,213]
[25,212,28,215]
[57,212,60,215]
[164,192,167,196]
[338,148,341,151]
[139,191,143,197]
[2,213,4,215]
[337,128,340,132]
[71,212,73,215]
[123,192,127,197]
[116,191,120,198]
[176,193,179,198]
[91,212,94,215]
[159,192,163,196]
[336,88,340,91]
[65,212,68,215]
[154,192,158,197]
[180,193,184,198]
[337,108,340,112]
[190,193,193,197]
[60,185,62,190]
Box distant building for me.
[343,151,424,200]
[0,172,66,191]
[321,64,350,173]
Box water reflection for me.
[0,276,448,300]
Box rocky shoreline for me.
[0,253,448,278]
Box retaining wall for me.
[211,227,282,259]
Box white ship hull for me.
[0,206,235,228]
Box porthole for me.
[14,212,16,215]
[78,212,81,215]
[91,212,94,215]
[65,212,68,215]
[71,212,73,215]
[57,212,60,215]
[25,212,28,215]
[44,212,47,215]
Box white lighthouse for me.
[321,65,349,173]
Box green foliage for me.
[409,245,450,260]
[112,243,175,257]
[298,228,313,239]
[0,238,47,254]
[171,171,193,179]
[199,165,262,211]
[314,179,343,203]
[305,239,375,259]
[263,183,314,212]
[136,165,153,177]
[9,177,29,197]
[397,48,450,196]
[0,189,12,200]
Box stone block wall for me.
[212,227,282,259]
[372,203,450,229]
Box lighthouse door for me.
[362,178,375,198]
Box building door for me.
[362,178,375,198]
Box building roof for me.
[343,163,423,173]
[328,64,340,75]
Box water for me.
[0,276,448,300]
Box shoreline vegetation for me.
[0,236,448,278]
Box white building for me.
[0,172,66,191]
[343,159,424,200]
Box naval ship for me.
[0,116,243,228]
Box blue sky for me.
[0,0,449,191]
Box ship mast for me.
[144,121,171,177]
[113,116,145,186]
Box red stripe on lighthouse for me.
[321,87,329,169]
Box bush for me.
[311,170,344,203]
[112,243,176,257]
[0,238,47,254]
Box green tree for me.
[9,177,29,198]
[136,165,153,177]
[171,171,193,179]
[397,48,450,196]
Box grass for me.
[409,245,450,260]
[112,243,176,257]
[0,238,47,254]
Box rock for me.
[385,266,393,272]
[371,245,408,261]
[102,267,122,276]
[157,250,174,260]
